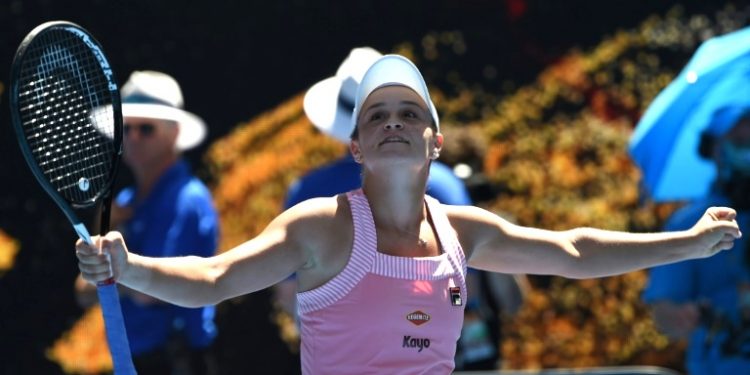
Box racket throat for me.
[74,223,93,244]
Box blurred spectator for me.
[643,111,750,374]
[75,71,219,375]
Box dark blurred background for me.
[0,1,741,374]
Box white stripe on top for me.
[297,189,467,314]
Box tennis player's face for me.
[122,117,178,169]
[352,85,439,167]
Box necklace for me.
[376,223,429,248]
[373,205,432,249]
[403,227,430,248]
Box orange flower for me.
[47,305,112,374]
[0,229,20,275]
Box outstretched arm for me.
[448,205,742,279]
[76,199,330,307]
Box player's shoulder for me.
[282,194,350,222]
[443,203,491,220]
[276,194,353,249]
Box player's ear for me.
[350,140,363,164]
[430,133,443,160]
[434,133,443,150]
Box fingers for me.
[77,262,113,284]
[707,206,737,221]
[75,236,98,255]
[76,234,115,284]
[706,207,743,239]
[713,221,743,239]
[695,208,743,258]
[104,230,124,242]
[78,265,112,283]
[708,232,741,255]
[721,230,741,247]
[712,240,735,254]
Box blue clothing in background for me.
[284,154,472,208]
[643,193,750,375]
[116,160,219,355]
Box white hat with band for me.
[119,70,206,150]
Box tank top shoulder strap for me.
[424,195,468,278]
[296,190,376,314]
[347,189,379,260]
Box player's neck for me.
[362,164,429,229]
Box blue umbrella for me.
[629,26,750,202]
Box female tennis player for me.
[77,54,742,374]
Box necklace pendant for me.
[418,238,427,247]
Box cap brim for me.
[91,103,207,150]
[121,103,206,150]
[353,55,439,131]
[303,76,353,143]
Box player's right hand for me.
[76,231,129,285]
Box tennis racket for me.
[9,21,136,374]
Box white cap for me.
[352,54,440,132]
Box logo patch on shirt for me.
[403,336,431,352]
[449,287,462,306]
[406,310,431,326]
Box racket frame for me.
[9,20,134,375]
[9,20,123,243]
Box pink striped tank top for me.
[297,189,468,374]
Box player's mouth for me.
[379,136,409,146]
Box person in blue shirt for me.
[643,109,750,375]
[75,71,219,375]
[278,47,527,370]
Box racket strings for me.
[16,28,117,206]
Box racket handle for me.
[97,282,137,375]
[75,225,135,373]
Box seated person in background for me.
[644,110,750,375]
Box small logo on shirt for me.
[449,287,462,306]
[403,335,431,352]
[406,310,431,326]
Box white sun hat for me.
[119,70,207,150]
[303,47,384,143]
[352,54,440,132]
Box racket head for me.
[9,21,122,211]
